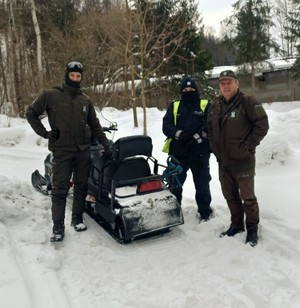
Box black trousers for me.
[51,148,91,221]
[171,152,212,216]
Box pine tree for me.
[224,0,278,91]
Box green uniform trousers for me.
[219,166,259,232]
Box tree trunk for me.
[29,0,43,89]
[0,44,9,107]
[251,61,255,94]
[125,0,138,128]
[8,0,23,116]
[141,77,147,136]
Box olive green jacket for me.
[26,84,110,152]
[207,90,269,168]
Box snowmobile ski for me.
[31,170,51,195]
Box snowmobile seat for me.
[112,135,153,161]
[102,135,153,190]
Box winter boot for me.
[50,220,65,242]
[71,214,87,232]
[245,230,258,247]
[219,226,245,238]
[199,208,213,223]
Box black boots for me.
[220,226,258,246]
[219,226,245,238]
[50,215,87,242]
[71,214,87,232]
[245,230,258,247]
[50,220,65,242]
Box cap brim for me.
[219,76,237,81]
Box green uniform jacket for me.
[26,84,109,152]
[207,90,269,169]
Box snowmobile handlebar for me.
[103,122,118,133]
[167,155,180,166]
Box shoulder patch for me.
[254,104,266,117]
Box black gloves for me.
[104,144,112,158]
[46,129,59,140]
[201,131,208,139]
[177,131,205,154]
[105,149,112,158]
[178,132,193,145]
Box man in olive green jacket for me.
[207,70,269,246]
[26,61,111,242]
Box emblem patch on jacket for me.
[229,110,239,119]
[83,106,87,112]
[229,110,239,120]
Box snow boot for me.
[199,208,213,223]
[71,214,87,232]
[219,226,245,238]
[50,220,65,242]
[245,230,258,247]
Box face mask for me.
[64,72,81,88]
[182,91,199,103]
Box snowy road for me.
[1,106,300,307]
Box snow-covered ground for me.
[1,102,300,308]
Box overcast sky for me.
[198,0,237,36]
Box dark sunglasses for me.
[65,61,83,70]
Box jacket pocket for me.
[50,130,72,147]
[228,140,251,160]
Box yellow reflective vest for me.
[162,99,208,153]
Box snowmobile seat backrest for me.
[102,157,151,189]
[102,136,153,189]
[112,135,153,162]
[111,157,151,183]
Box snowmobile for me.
[31,123,184,243]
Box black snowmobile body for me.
[31,130,184,243]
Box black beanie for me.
[180,77,200,104]
[180,77,198,92]
[64,61,83,88]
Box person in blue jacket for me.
[162,77,213,221]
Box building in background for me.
[206,58,300,102]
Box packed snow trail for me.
[1,105,300,307]
[1,178,300,308]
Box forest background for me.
[1,0,300,134]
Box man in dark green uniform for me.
[208,70,269,246]
[26,61,111,242]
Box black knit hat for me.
[180,77,198,92]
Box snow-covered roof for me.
[205,58,297,79]
[260,58,297,73]
[205,65,237,79]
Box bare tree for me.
[8,0,23,116]
[29,0,43,88]
[273,0,299,57]
[132,2,191,134]
[0,40,9,109]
